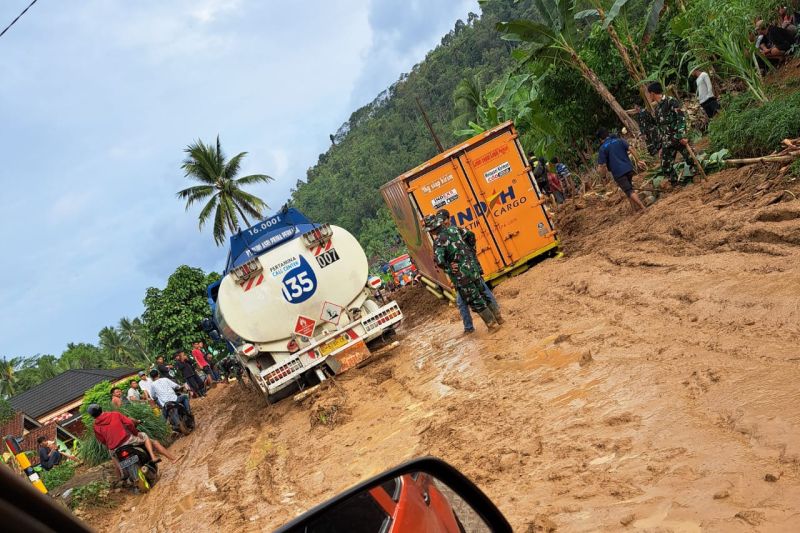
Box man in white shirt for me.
[127,380,143,402]
[148,370,192,415]
[137,371,155,403]
[692,69,719,119]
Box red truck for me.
[388,254,418,287]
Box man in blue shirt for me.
[597,128,646,212]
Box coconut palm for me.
[118,317,150,364]
[98,327,134,367]
[497,0,640,135]
[0,357,21,398]
[177,136,274,245]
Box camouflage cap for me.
[424,214,443,231]
[436,209,450,224]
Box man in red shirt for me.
[192,341,218,386]
[88,404,178,463]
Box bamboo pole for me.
[724,155,797,166]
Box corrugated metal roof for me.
[8,368,139,419]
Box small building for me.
[2,367,139,463]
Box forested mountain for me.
[290,1,541,262]
[290,0,780,263]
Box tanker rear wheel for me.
[366,327,396,350]
[264,369,322,404]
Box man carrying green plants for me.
[646,81,695,186]
[88,404,179,464]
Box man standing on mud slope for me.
[646,81,695,186]
[437,209,503,334]
[597,127,647,212]
[426,210,500,332]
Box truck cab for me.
[388,254,417,287]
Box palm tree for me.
[118,317,150,364]
[497,0,640,136]
[99,327,133,367]
[177,136,274,245]
[454,76,485,125]
[0,357,21,398]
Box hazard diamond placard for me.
[320,301,344,325]
[294,315,317,337]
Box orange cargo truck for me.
[380,121,558,298]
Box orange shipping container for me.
[380,121,558,294]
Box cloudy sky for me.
[0,0,478,357]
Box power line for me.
[0,0,39,40]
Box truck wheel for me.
[266,383,299,404]
[366,327,396,350]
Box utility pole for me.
[416,96,444,153]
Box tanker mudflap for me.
[327,340,370,374]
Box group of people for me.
[532,156,583,205]
[755,5,800,66]
[38,341,240,475]
[600,79,704,212]
[424,209,503,333]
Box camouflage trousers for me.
[454,278,489,313]
[661,143,693,184]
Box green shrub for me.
[41,462,76,490]
[0,398,14,425]
[80,381,114,418]
[789,158,800,178]
[70,480,114,509]
[709,91,800,157]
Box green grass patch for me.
[70,480,115,510]
[40,462,76,491]
[709,90,800,158]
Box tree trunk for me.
[593,3,653,113]
[569,47,641,136]
[234,204,252,230]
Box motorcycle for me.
[114,444,159,493]
[163,399,195,436]
[221,356,249,390]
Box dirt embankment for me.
[87,168,800,532]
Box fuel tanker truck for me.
[206,208,403,403]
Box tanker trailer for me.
[207,208,403,403]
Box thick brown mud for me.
[87,169,800,532]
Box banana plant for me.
[497,0,641,135]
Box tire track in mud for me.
[89,178,800,532]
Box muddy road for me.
[90,168,800,532]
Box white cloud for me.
[0,0,476,357]
[269,148,290,177]
[190,0,242,23]
[49,191,93,223]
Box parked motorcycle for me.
[114,444,159,493]
[163,399,195,436]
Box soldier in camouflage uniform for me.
[646,81,694,186]
[425,211,499,331]
[634,107,660,156]
[436,209,503,332]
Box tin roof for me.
[8,368,139,419]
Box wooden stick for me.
[725,155,797,166]
[686,143,708,181]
